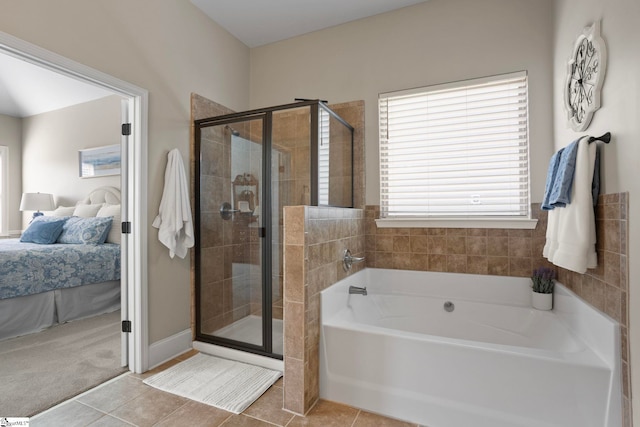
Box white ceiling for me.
[191,0,429,47]
[0,53,114,119]
[0,1,429,118]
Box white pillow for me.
[73,203,103,218]
[97,204,121,244]
[52,206,75,217]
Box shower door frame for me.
[194,112,276,359]
[194,99,354,360]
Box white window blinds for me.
[379,71,530,219]
[318,109,330,205]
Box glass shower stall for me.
[194,99,354,359]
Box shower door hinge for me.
[122,221,132,234]
[258,227,266,238]
[122,320,132,333]
[122,123,131,136]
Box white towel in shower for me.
[152,148,194,259]
[543,137,597,273]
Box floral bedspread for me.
[0,238,120,299]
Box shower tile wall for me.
[329,101,365,210]
[282,206,365,415]
[269,108,312,321]
[191,94,234,336]
[191,94,260,335]
[365,192,631,425]
[277,102,365,414]
[270,101,365,321]
[191,96,364,338]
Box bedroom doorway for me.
[0,31,149,374]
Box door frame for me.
[0,31,149,373]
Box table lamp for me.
[20,192,55,219]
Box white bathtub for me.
[319,268,621,427]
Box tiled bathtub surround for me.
[366,192,631,425]
[283,206,365,414]
[557,193,632,426]
[365,205,550,276]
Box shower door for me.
[195,114,280,358]
[195,99,353,360]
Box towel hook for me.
[588,132,611,144]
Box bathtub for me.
[319,268,621,427]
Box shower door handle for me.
[219,202,240,220]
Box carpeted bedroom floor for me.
[0,310,126,417]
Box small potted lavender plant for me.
[531,267,555,310]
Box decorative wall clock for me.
[564,21,607,131]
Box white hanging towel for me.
[152,148,194,259]
[543,137,597,273]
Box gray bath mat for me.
[143,353,282,414]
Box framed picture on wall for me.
[78,144,121,178]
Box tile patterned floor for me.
[31,350,421,427]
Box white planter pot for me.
[532,291,553,310]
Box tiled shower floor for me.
[31,350,422,426]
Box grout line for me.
[31,372,132,420]
[75,400,111,416]
[95,412,138,426]
[151,399,195,426]
[350,409,361,427]
[219,413,280,426]
[214,413,234,426]
[241,413,284,426]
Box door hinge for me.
[122,221,132,234]
[122,320,132,333]
[122,123,131,136]
[258,227,266,238]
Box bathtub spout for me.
[348,285,367,296]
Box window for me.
[0,145,8,236]
[318,109,330,205]
[379,71,533,227]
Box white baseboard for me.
[147,328,192,370]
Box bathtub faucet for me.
[349,285,367,296]
[343,249,365,272]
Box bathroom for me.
[189,0,633,426]
[2,0,638,425]
[192,89,628,425]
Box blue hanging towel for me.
[541,138,580,210]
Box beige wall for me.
[21,96,121,225]
[250,0,555,205]
[552,1,640,424]
[0,113,22,233]
[0,0,251,344]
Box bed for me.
[0,187,122,341]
